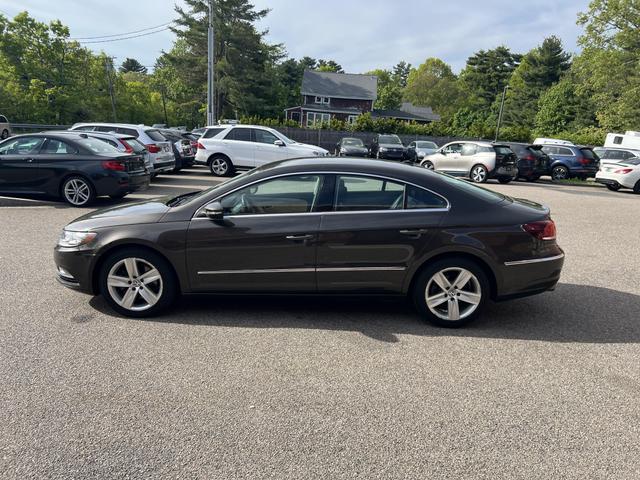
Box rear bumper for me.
[94,172,150,196]
[153,160,177,173]
[491,165,518,179]
[495,252,564,300]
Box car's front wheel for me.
[413,258,489,327]
[551,165,569,181]
[61,176,95,207]
[99,248,177,318]
[470,164,488,183]
[209,155,233,176]
[423,161,434,170]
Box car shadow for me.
[88,283,640,344]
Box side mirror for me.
[274,140,285,147]
[204,201,224,220]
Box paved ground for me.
[1,168,639,479]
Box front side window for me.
[41,139,77,155]
[0,136,44,155]
[220,175,323,215]
[335,175,404,211]
[253,129,279,145]
[225,128,252,142]
[443,143,462,154]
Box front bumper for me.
[378,151,405,160]
[496,252,564,300]
[54,247,97,295]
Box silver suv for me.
[69,123,175,175]
[421,141,518,183]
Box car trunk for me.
[494,145,517,167]
[579,148,599,167]
[527,145,549,170]
[119,154,147,173]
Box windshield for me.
[416,141,437,149]
[278,132,296,144]
[165,169,262,206]
[435,171,506,204]
[76,137,122,155]
[379,135,402,145]
[343,138,364,147]
[623,158,640,165]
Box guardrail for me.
[10,123,70,133]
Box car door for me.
[252,128,286,164]
[221,128,256,167]
[186,174,328,292]
[0,136,46,192]
[316,174,448,293]
[459,143,479,175]
[36,138,86,194]
[436,143,462,173]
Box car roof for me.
[73,122,153,129]
[55,130,134,140]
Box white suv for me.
[0,115,11,139]
[195,125,328,176]
[70,123,175,175]
[421,141,518,183]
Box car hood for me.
[290,142,328,155]
[65,198,171,231]
[379,143,405,149]
[342,146,368,152]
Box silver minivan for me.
[70,123,175,175]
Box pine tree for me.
[119,58,147,74]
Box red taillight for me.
[190,141,198,148]
[197,142,205,150]
[120,140,134,154]
[523,220,556,241]
[614,168,633,174]
[146,144,161,153]
[578,157,590,165]
[101,160,126,171]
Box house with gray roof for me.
[285,70,440,127]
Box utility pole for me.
[104,58,117,122]
[494,85,508,142]
[206,0,216,126]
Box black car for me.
[0,132,149,206]
[335,137,369,157]
[370,134,407,161]
[54,158,564,327]
[158,129,196,172]
[502,143,550,182]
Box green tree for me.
[120,58,147,74]
[534,77,595,134]
[366,69,402,110]
[404,58,463,120]
[316,59,343,73]
[392,60,411,88]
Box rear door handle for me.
[399,229,429,238]
[25,158,35,163]
[286,234,314,241]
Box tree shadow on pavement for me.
[89,283,640,344]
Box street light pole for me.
[206,0,216,126]
[495,85,509,142]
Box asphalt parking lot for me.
[1,167,639,479]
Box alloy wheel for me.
[552,166,568,181]
[424,161,434,170]
[107,257,163,312]
[210,157,228,176]
[425,267,482,322]
[471,166,487,183]
[63,178,91,206]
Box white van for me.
[604,131,640,150]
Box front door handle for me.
[399,229,429,238]
[286,234,314,241]
[25,158,35,163]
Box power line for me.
[70,22,173,41]
[77,27,171,44]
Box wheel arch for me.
[207,152,232,165]
[405,251,498,301]
[90,242,184,296]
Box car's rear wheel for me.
[99,248,177,318]
[423,161,434,170]
[606,184,621,192]
[209,155,233,176]
[633,181,640,194]
[413,258,490,327]
[61,176,95,207]
[470,164,488,183]
[551,165,569,181]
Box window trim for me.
[307,112,331,127]
[41,138,79,155]
[194,171,450,219]
[314,96,330,105]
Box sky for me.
[0,0,588,73]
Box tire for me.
[99,248,177,318]
[498,177,512,184]
[61,175,95,207]
[551,165,569,181]
[606,184,621,192]
[470,164,488,183]
[423,161,435,170]
[633,181,640,194]
[412,258,490,328]
[1,129,8,140]
[209,155,233,177]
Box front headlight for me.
[58,230,97,248]
[417,151,426,158]
[340,148,347,153]
[379,147,388,152]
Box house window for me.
[314,96,330,105]
[307,112,331,127]
[347,115,359,125]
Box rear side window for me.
[95,126,117,133]
[116,127,138,137]
[225,128,252,142]
[557,147,573,155]
[75,137,121,155]
[461,144,477,156]
[145,129,166,142]
[202,128,225,139]
[494,146,513,155]
[41,139,78,154]
[406,185,447,209]
[580,148,597,160]
[335,175,404,211]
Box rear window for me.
[580,148,598,160]
[494,146,513,155]
[435,172,506,204]
[125,138,147,153]
[145,129,166,142]
[202,128,225,139]
[76,137,122,155]
[116,127,138,137]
